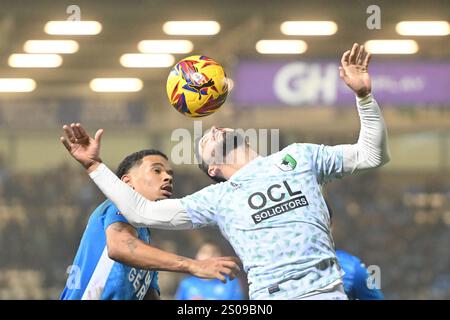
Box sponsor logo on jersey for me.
[128,268,152,300]
[230,181,241,189]
[248,180,309,224]
[276,154,297,171]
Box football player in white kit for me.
[61,43,390,300]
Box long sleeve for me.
[89,163,194,229]
[342,94,391,174]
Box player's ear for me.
[208,165,219,178]
[121,174,134,189]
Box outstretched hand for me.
[189,256,241,283]
[339,43,372,98]
[60,123,104,172]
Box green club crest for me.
[277,154,297,171]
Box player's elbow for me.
[371,154,390,169]
[106,242,122,261]
[106,237,128,262]
[380,153,391,167]
[373,148,391,168]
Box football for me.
[166,55,228,117]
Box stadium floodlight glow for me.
[0,78,36,92]
[280,21,338,35]
[120,53,175,68]
[256,40,307,54]
[24,40,79,54]
[44,21,102,35]
[364,40,419,54]
[89,78,143,92]
[163,21,220,35]
[396,21,450,36]
[138,40,194,53]
[8,54,63,68]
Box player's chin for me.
[154,196,170,201]
[158,190,173,199]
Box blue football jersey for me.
[336,249,384,300]
[60,200,159,300]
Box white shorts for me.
[294,283,348,300]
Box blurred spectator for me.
[176,243,245,300]
[327,201,384,300]
[0,154,11,199]
[336,249,384,300]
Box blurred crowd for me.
[326,171,450,299]
[0,156,449,299]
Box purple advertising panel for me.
[0,98,146,128]
[231,61,450,107]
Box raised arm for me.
[339,43,390,174]
[60,123,193,229]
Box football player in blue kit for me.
[60,149,240,300]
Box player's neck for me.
[222,147,259,179]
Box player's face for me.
[125,155,174,201]
[198,126,234,166]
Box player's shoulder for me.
[279,142,323,155]
[89,199,114,217]
[93,199,131,223]
[272,143,323,164]
[192,179,228,195]
[99,199,120,214]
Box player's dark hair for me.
[116,149,168,178]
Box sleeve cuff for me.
[88,162,109,179]
[356,93,374,106]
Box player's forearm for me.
[89,163,193,229]
[342,94,391,174]
[111,238,196,273]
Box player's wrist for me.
[356,92,374,106]
[356,89,371,99]
[180,257,197,274]
[84,159,103,173]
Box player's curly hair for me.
[116,149,168,179]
